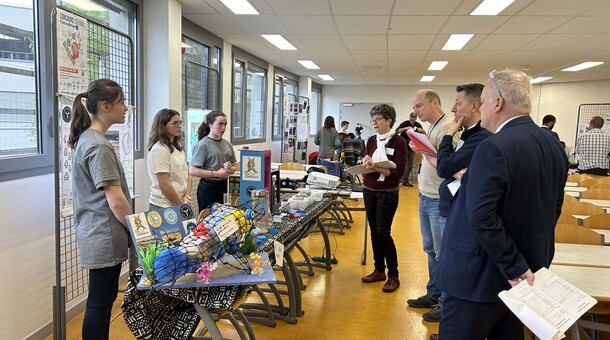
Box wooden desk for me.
[550,264,610,302]
[579,199,610,211]
[552,243,610,268]
[592,229,610,245]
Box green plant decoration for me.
[139,243,165,283]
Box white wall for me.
[319,81,610,153]
[0,175,55,339]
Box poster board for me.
[56,9,135,217]
[186,108,210,162]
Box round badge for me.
[180,204,193,219]
[146,211,162,228]
[164,208,178,225]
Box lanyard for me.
[426,114,446,138]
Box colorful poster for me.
[56,8,88,95]
[107,105,135,197]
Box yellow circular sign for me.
[147,211,162,228]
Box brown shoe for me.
[429,334,438,340]
[361,270,386,283]
[382,276,400,292]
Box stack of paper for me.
[498,267,597,340]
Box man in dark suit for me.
[541,114,560,140]
[436,69,568,340]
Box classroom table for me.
[549,264,610,338]
[564,186,588,198]
[579,199,610,211]
[552,243,610,268]
[592,229,610,245]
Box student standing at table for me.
[147,108,191,210]
[189,110,236,212]
[315,115,339,161]
[68,79,131,340]
[360,103,407,293]
[436,69,568,340]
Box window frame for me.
[272,69,298,141]
[309,82,322,137]
[0,0,52,181]
[231,48,268,145]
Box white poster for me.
[59,94,76,218]
[56,8,88,95]
[186,108,209,162]
[108,105,135,197]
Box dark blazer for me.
[542,126,560,140]
[436,121,492,217]
[437,116,568,303]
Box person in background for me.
[341,132,361,166]
[396,112,425,186]
[436,69,567,339]
[422,83,491,326]
[407,89,459,317]
[576,116,610,176]
[147,108,191,210]
[340,120,350,134]
[189,110,237,212]
[68,79,131,340]
[541,114,560,140]
[360,104,407,293]
[315,115,340,161]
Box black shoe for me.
[407,294,438,308]
[423,304,442,322]
[402,181,413,187]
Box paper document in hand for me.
[498,267,597,340]
[406,129,436,155]
[345,160,396,177]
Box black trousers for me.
[579,168,609,176]
[438,294,523,340]
[197,178,227,212]
[363,188,400,277]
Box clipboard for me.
[406,129,437,155]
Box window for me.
[272,73,297,140]
[232,54,267,144]
[310,84,322,135]
[0,1,41,170]
[182,35,221,111]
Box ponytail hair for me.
[197,110,226,140]
[67,79,124,148]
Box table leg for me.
[193,305,223,340]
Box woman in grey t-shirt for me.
[68,79,131,340]
[189,110,237,212]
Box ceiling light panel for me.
[298,60,320,69]
[428,61,448,70]
[219,0,259,15]
[261,34,297,50]
[420,76,435,82]
[442,34,474,50]
[561,62,603,72]
[319,74,334,81]
[470,0,515,16]
[531,77,552,84]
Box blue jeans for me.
[197,179,228,212]
[363,189,400,277]
[419,193,441,300]
[82,263,122,340]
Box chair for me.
[561,201,605,216]
[582,213,610,230]
[581,188,610,200]
[557,213,579,225]
[567,173,596,184]
[579,178,599,188]
[279,162,305,170]
[555,223,604,245]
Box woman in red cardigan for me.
[360,103,408,293]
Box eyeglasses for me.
[168,120,183,126]
[370,117,385,124]
[489,70,503,98]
